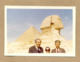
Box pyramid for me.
[7,26,41,53]
[15,26,41,43]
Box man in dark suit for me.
[51,40,65,53]
[29,38,43,53]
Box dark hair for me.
[45,47,50,51]
[34,38,41,43]
[55,40,61,43]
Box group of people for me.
[29,38,65,53]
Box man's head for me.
[55,40,61,49]
[34,38,41,47]
[45,47,50,53]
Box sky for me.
[7,9,73,42]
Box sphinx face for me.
[51,15,63,30]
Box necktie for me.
[57,49,59,53]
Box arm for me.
[29,48,33,53]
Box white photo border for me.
[4,6,76,57]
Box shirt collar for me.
[35,45,38,50]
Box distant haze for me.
[7,9,72,42]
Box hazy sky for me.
[7,9,73,42]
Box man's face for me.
[35,40,41,47]
[45,48,50,53]
[55,42,60,48]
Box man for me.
[29,38,43,53]
[45,47,50,53]
[51,40,65,53]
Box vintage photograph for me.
[4,6,76,56]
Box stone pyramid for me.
[7,26,41,53]
[15,26,41,43]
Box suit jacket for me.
[29,45,43,53]
[51,48,65,53]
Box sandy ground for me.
[7,40,72,54]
